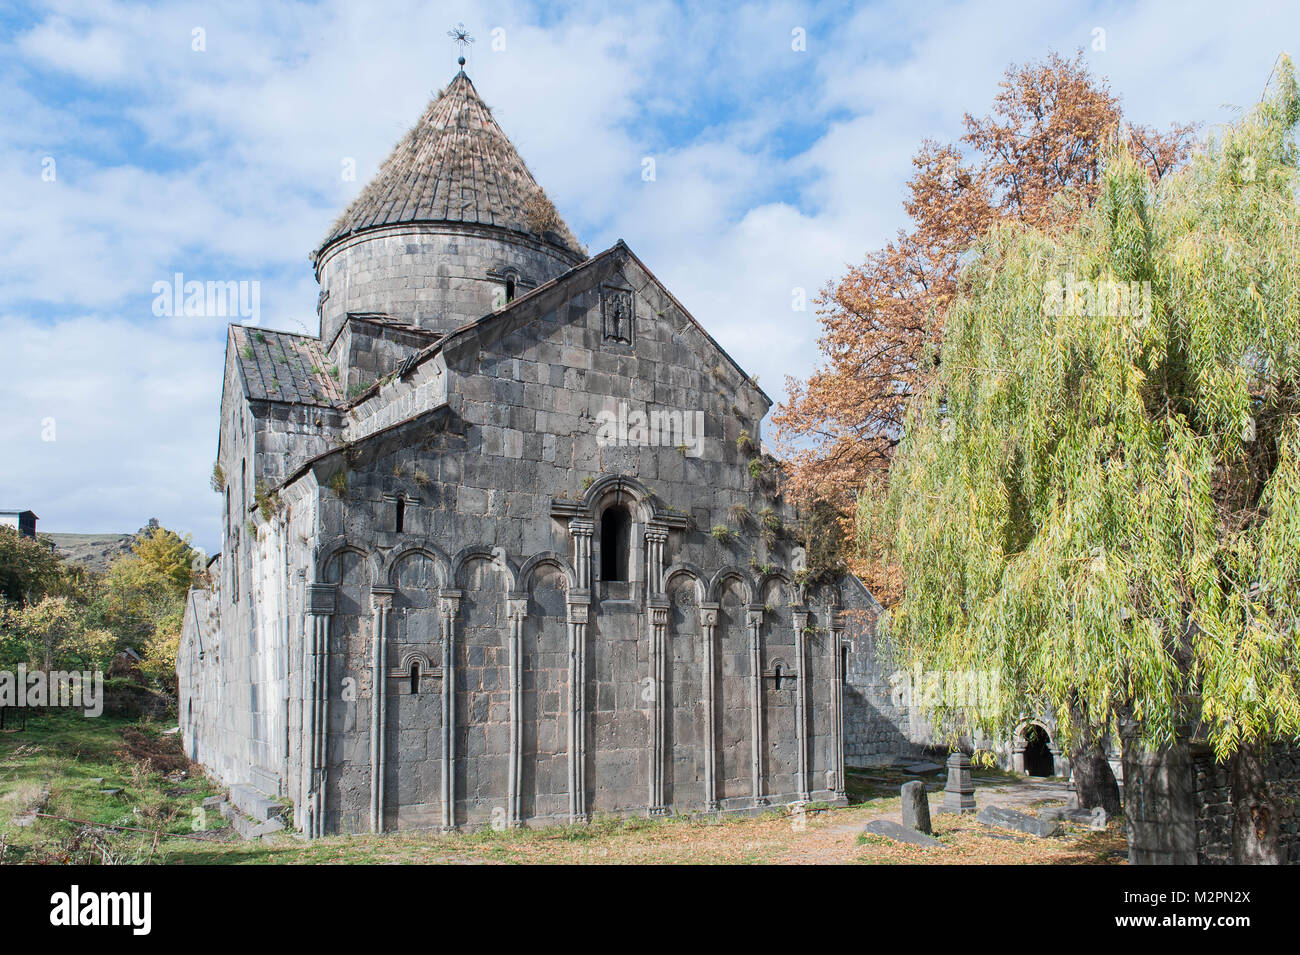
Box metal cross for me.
[447,23,475,51]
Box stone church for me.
[179,65,915,838]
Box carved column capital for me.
[307,583,337,615]
[699,602,719,628]
[792,611,810,631]
[568,518,594,537]
[506,596,529,621]
[370,587,395,612]
[644,523,669,544]
[439,590,462,618]
[566,598,590,624]
[745,607,764,630]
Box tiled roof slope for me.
[315,70,583,259]
[231,325,343,407]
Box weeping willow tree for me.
[873,58,1300,847]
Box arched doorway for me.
[1023,724,1055,777]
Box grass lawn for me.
[0,708,1128,865]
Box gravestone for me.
[901,780,932,834]
[862,818,944,848]
[976,804,1063,837]
[941,752,977,813]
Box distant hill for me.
[46,532,136,573]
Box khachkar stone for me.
[901,780,932,834]
[941,752,977,814]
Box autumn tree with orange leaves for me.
[774,51,1195,603]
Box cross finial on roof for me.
[447,22,474,68]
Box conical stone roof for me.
[315,70,583,259]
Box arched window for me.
[505,277,517,302]
[409,662,420,695]
[600,506,631,582]
[395,498,405,533]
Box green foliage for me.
[132,522,197,598]
[0,527,62,605]
[0,596,115,670]
[759,506,784,546]
[253,480,282,522]
[711,524,734,544]
[0,519,197,690]
[877,58,1300,759]
[328,470,348,497]
[210,462,225,493]
[736,430,756,456]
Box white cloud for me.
[2,0,1297,551]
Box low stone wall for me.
[1125,739,1300,864]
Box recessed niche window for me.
[409,662,420,695]
[773,664,787,690]
[395,498,406,533]
[841,646,849,686]
[505,277,516,302]
[600,506,631,582]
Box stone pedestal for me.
[941,752,976,814]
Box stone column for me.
[829,615,846,801]
[569,519,593,590]
[699,603,719,811]
[439,590,461,831]
[644,523,668,602]
[648,599,670,815]
[369,587,394,833]
[1050,739,1068,778]
[747,605,766,806]
[506,595,528,827]
[566,596,590,823]
[305,583,336,839]
[792,609,810,802]
[1011,733,1028,774]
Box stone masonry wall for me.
[316,223,583,344]
[279,250,854,833]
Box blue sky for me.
[0,0,1295,556]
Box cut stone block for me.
[230,783,289,823]
[976,805,1063,838]
[1041,805,1109,829]
[901,761,943,774]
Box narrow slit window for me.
[409,662,420,695]
[841,646,849,685]
[395,498,405,533]
[505,277,517,302]
[600,506,631,582]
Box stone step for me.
[247,766,280,796]
[230,783,289,823]
[227,804,286,841]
